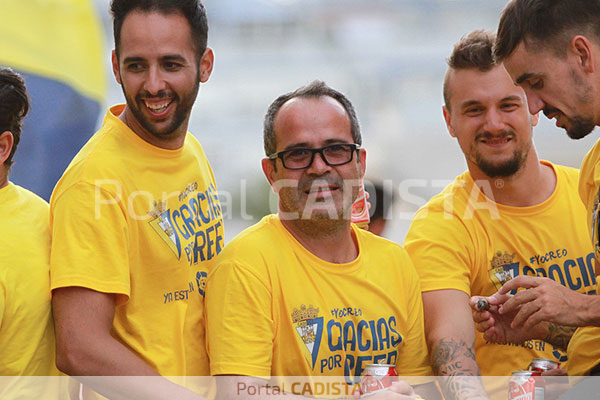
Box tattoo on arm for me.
[543,323,576,351]
[431,338,488,400]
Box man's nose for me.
[483,108,506,133]
[306,151,331,175]
[143,66,168,95]
[523,89,544,115]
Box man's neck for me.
[118,106,187,150]
[279,217,359,264]
[0,170,7,189]
[468,151,556,207]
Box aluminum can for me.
[360,363,398,397]
[528,358,560,372]
[508,370,545,400]
[351,180,370,228]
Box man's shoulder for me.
[11,183,49,210]
[355,228,421,288]
[209,215,286,289]
[581,137,600,177]
[55,117,128,188]
[408,172,475,231]
[355,226,405,254]
[216,215,284,264]
[355,228,418,269]
[551,162,579,181]
[1,183,49,223]
[405,173,477,250]
[578,139,600,207]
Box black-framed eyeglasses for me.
[268,143,360,170]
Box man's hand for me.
[471,290,577,351]
[497,276,594,329]
[469,293,548,344]
[541,368,569,400]
[353,380,424,399]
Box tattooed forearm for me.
[543,323,576,351]
[431,338,478,375]
[431,338,488,400]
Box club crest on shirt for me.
[148,200,180,257]
[292,304,323,369]
[591,188,600,261]
[488,250,517,290]
[196,271,207,297]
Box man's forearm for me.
[77,376,205,400]
[542,323,577,351]
[583,294,600,326]
[431,338,488,400]
[60,338,205,400]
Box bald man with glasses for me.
[205,80,440,400]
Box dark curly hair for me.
[0,67,29,170]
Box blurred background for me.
[3,0,598,244]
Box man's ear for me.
[531,111,540,127]
[443,105,456,138]
[112,50,122,85]
[571,35,595,74]
[199,48,214,83]
[0,131,14,165]
[261,158,278,191]
[358,148,366,179]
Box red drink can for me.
[360,363,398,397]
[508,370,545,400]
[351,180,370,228]
[528,358,560,372]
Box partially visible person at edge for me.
[365,180,394,237]
[0,67,65,399]
[49,0,223,399]
[403,30,596,400]
[472,0,600,380]
[205,80,441,400]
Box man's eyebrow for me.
[459,100,482,110]
[516,72,535,85]
[282,142,310,151]
[122,55,188,64]
[161,54,187,63]
[123,56,145,64]
[501,95,523,102]
[282,139,349,151]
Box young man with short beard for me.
[404,30,597,400]
[49,1,222,398]
[471,0,600,380]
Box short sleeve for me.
[205,261,274,377]
[50,182,130,299]
[404,207,474,296]
[404,208,475,296]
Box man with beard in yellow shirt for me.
[49,1,222,399]
[404,30,597,400]
[473,0,600,384]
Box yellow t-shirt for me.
[206,215,433,396]
[0,183,60,397]
[404,162,596,390]
[50,105,224,382]
[570,139,600,377]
